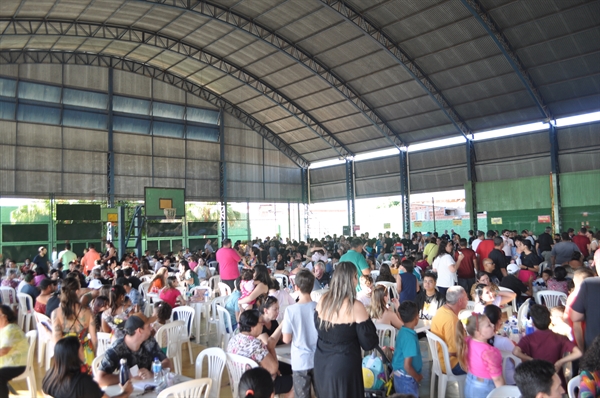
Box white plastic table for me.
[415,319,432,333]
[104,375,192,397]
[275,344,292,365]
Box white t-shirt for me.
[432,253,457,288]
[282,301,318,371]
[472,238,483,252]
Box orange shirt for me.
[81,248,101,275]
[430,305,459,373]
[150,278,164,293]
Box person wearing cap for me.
[32,246,49,276]
[35,278,57,314]
[97,313,170,387]
[500,263,532,306]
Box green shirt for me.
[58,249,77,270]
[423,243,439,265]
[392,326,422,374]
[339,249,369,291]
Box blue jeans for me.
[393,371,419,397]
[465,373,495,398]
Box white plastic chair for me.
[176,286,187,297]
[274,274,289,289]
[498,286,518,314]
[535,290,567,309]
[517,298,532,331]
[195,348,227,398]
[375,323,397,350]
[208,275,221,297]
[139,275,154,282]
[207,296,228,336]
[567,374,580,398]
[217,282,231,297]
[370,270,380,280]
[156,320,186,375]
[426,331,466,398]
[170,306,195,365]
[375,281,399,302]
[458,309,472,322]
[215,305,234,349]
[139,281,153,316]
[208,261,219,273]
[92,353,104,378]
[485,385,521,398]
[34,312,54,369]
[0,286,17,312]
[16,293,34,332]
[310,288,328,302]
[226,353,259,398]
[502,353,521,383]
[11,330,37,398]
[96,332,112,356]
[157,377,212,398]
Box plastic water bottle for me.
[204,288,210,302]
[119,358,130,386]
[525,318,535,335]
[152,357,162,384]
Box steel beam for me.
[459,0,552,120]
[321,0,472,140]
[466,139,478,233]
[219,109,227,241]
[0,18,353,158]
[399,150,410,236]
[0,50,310,169]
[549,123,561,233]
[345,159,355,232]
[139,0,405,149]
[107,67,114,207]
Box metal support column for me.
[117,206,126,260]
[345,159,356,233]
[219,109,227,242]
[466,139,478,233]
[287,201,291,241]
[107,68,115,207]
[549,123,561,233]
[247,200,251,242]
[301,168,309,240]
[399,150,410,235]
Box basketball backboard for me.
[144,187,185,219]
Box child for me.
[391,301,422,397]
[151,301,173,352]
[456,313,505,397]
[398,260,419,303]
[533,268,552,293]
[483,305,517,385]
[356,275,373,307]
[238,367,275,398]
[547,266,569,294]
[550,305,573,341]
[513,304,582,389]
[282,269,318,398]
[239,269,256,309]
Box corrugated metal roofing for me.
[0,0,598,171]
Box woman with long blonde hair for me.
[314,261,378,398]
[368,285,403,329]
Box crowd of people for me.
[0,225,598,397]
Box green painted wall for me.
[466,171,600,233]
[475,176,551,211]
[412,218,488,238]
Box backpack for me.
[362,352,387,391]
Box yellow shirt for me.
[430,305,459,373]
[0,323,28,367]
[423,243,439,265]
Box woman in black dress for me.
[314,261,379,398]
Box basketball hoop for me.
[164,208,176,221]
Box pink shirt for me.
[159,288,181,308]
[216,247,241,280]
[466,337,503,379]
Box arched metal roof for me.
[1,0,599,165]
